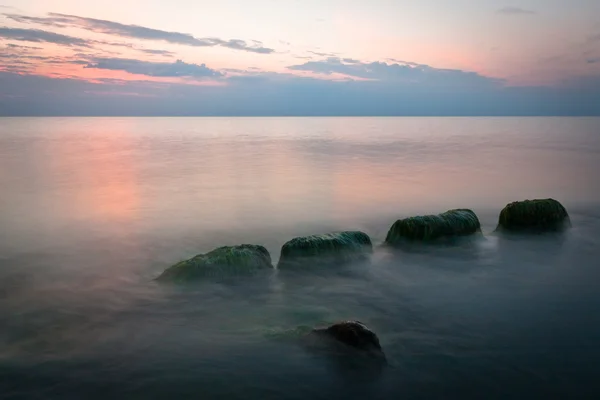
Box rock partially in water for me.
[156,244,273,282]
[307,321,386,361]
[277,231,372,269]
[385,209,481,245]
[496,198,571,232]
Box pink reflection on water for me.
[41,119,142,226]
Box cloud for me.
[0,68,31,76]
[497,6,536,15]
[0,51,99,73]
[84,57,222,79]
[138,49,175,56]
[68,60,90,65]
[85,39,175,56]
[0,27,90,47]
[0,29,171,58]
[588,33,600,43]
[288,57,502,88]
[215,38,273,54]
[384,58,421,66]
[0,53,59,61]
[587,57,600,64]
[93,40,134,49]
[5,59,34,65]
[309,51,338,57]
[2,13,71,27]
[4,12,275,54]
[5,43,44,50]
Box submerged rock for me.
[156,244,273,282]
[277,231,372,269]
[385,209,481,245]
[496,198,570,232]
[307,321,386,361]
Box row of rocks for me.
[155,199,571,361]
[156,198,571,282]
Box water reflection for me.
[1,117,600,398]
[43,121,142,225]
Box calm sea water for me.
[1,117,599,399]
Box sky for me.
[0,0,599,115]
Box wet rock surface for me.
[497,198,570,232]
[306,321,386,362]
[277,231,373,269]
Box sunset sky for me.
[1,0,599,115]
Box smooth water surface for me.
[1,117,599,399]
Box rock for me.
[497,198,570,232]
[277,231,372,269]
[308,321,385,360]
[385,209,481,245]
[156,244,273,282]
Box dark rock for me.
[277,231,372,269]
[496,198,570,232]
[385,209,481,245]
[308,321,386,361]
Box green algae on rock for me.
[496,198,570,232]
[385,209,481,245]
[277,231,373,269]
[157,244,273,282]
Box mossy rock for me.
[385,209,481,245]
[496,198,570,232]
[156,244,273,282]
[277,231,373,269]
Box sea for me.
[1,117,599,399]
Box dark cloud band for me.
[0,27,90,47]
[84,57,223,79]
[288,57,503,88]
[4,12,275,54]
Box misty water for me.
[1,117,599,399]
